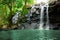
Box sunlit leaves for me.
[0,0,35,26]
[0,3,10,25]
[27,0,34,4]
[17,0,24,8]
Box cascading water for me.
[45,5,49,30]
[39,3,49,30]
[28,3,50,30]
[39,6,44,30]
[12,0,57,30]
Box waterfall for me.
[28,4,50,30]
[39,4,49,30]
[39,6,44,30]
[45,5,49,30]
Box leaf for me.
[27,0,34,4]
[17,0,24,8]
[22,9,28,15]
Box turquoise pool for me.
[0,30,60,40]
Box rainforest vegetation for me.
[0,0,34,29]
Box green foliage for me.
[16,0,34,12]
[2,0,15,4]
[22,8,29,15]
[0,4,10,25]
[17,0,24,8]
[0,0,34,27]
[27,0,34,4]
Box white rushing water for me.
[39,6,44,30]
[45,5,49,30]
[31,3,50,30]
[39,3,49,30]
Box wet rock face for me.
[49,2,60,30]
[12,2,60,30]
[19,7,41,29]
[19,5,59,30]
[26,8,40,23]
[12,7,41,29]
[12,12,21,24]
[19,23,39,29]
